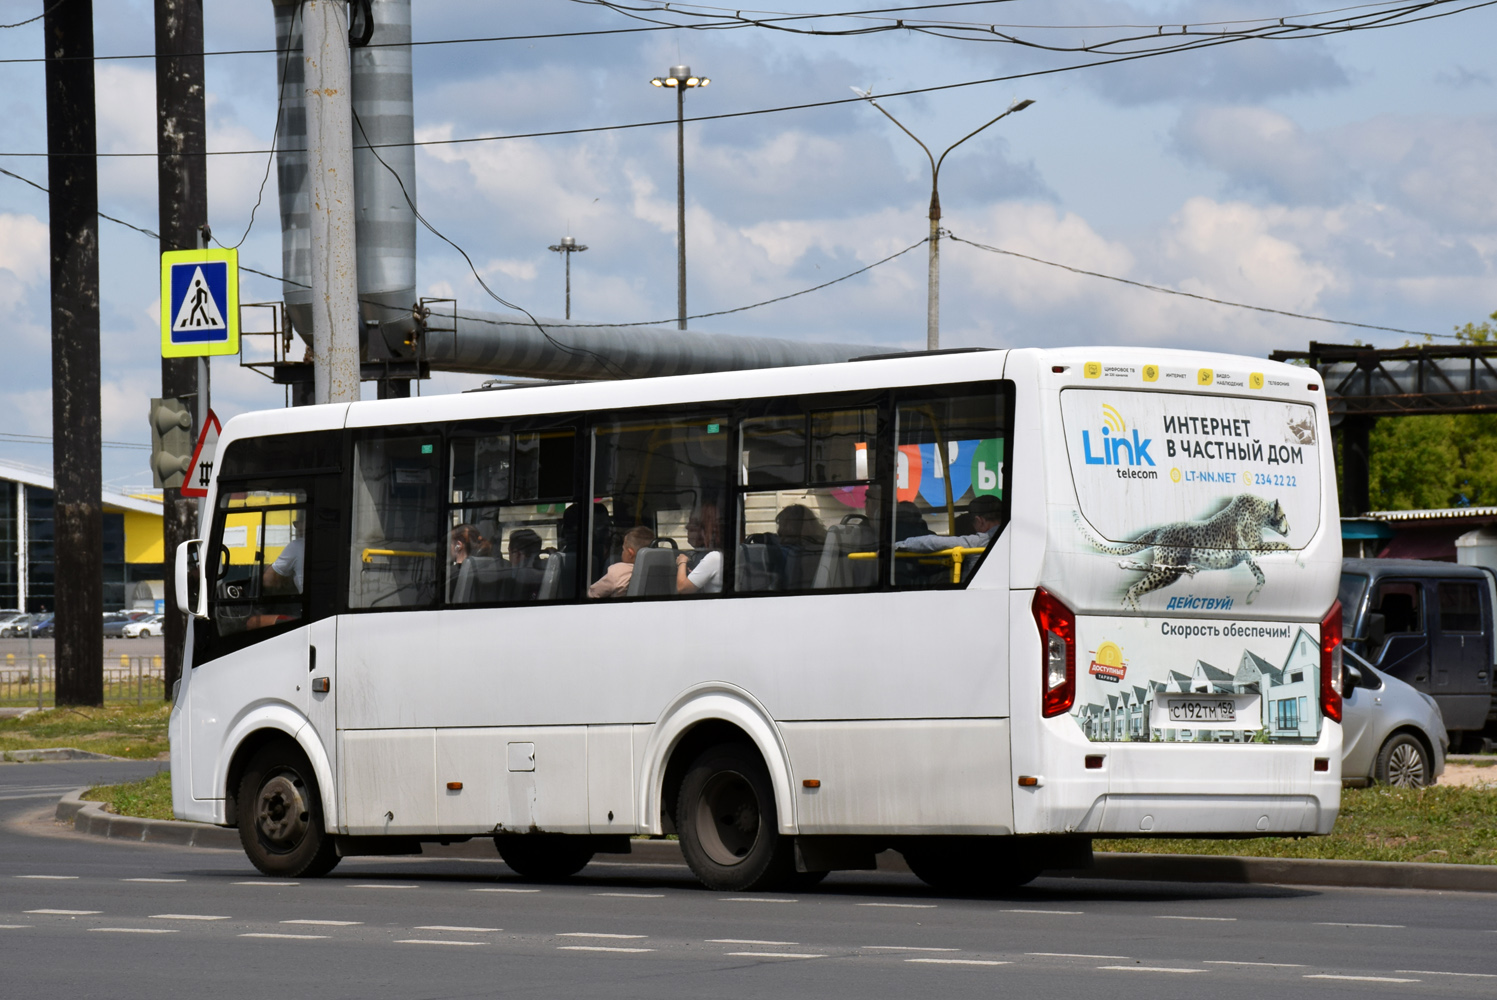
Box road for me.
[3,760,1495,999]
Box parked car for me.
[1341,645,1448,787]
[0,612,28,635]
[102,612,133,638]
[28,614,55,638]
[1341,558,1497,751]
[123,614,165,639]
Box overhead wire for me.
[0,0,66,31]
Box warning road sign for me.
[160,248,239,358]
[180,409,222,499]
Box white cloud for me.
[0,213,50,285]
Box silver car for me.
[1341,645,1448,787]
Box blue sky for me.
[1,0,1493,490]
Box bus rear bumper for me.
[1073,793,1329,836]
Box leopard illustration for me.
[1073,494,1291,609]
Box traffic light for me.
[150,397,194,488]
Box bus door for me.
[190,470,342,801]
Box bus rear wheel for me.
[676,743,795,892]
[236,741,340,878]
[495,836,595,880]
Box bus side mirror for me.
[176,539,208,619]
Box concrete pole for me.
[926,197,941,352]
[304,0,360,404]
[675,82,687,330]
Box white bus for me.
[169,347,1344,891]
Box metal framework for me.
[1270,342,1497,417]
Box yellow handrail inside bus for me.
[362,548,437,564]
[846,546,987,583]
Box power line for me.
[0,432,150,451]
[0,0,66,30]
[944,231,1444,339]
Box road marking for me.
[16,875,78,880]
[150,914,231,921]
[863,946,961,952]
[558,932,648,939]
[1205,961,1306,967]
[472,887,540,893]
[559,945,653,953]
[240,933,327,940]
[0,925,33,929]
[1396,970,1497,979]
[907,958,1009,966]
[1156,915,1236,922]
[1305,974,1419,983]
[417,925,500,933]
[722,897,797,903]
[726,952,825,959]
[1030,953,1131,960]
[1003,908,1083,915]
[858,902,937,909]
[397,939,487,947]
[282,919,363,926]
[349,884,419,889]
[26,909,101,915]
[89,928,178,934]
[1098,966,1205,974]
[594,892,665,898]
[233,881,299,886]
[708,938,798,945]
[1315,922,1404,928]
[123,878,186,883]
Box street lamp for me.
[854,89,1034,351]
[651,65,709,330]
[547,235,588,320]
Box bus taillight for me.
[1033,588,1076,718]
[1320,600,1343,724]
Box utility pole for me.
[548,236,588,319]
[304,0,360,404]
[44,0,104,706]
[155,0,206,699]
[651,66,709,330]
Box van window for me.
[1438,582,1482,633]
[1372,581,1422,635]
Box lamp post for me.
[547,235,588,319]
[651,65,709,330]
[854,90,1034,351]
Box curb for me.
[51,791,1497,893]
[4,748,118,762]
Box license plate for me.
[1166,698,1237,723]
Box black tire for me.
[676,743,796,891]
[495,836,595,880]
[236,741,340,878]
[1374,732,1431,787]
[902,838,1041,894]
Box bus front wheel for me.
[495,836,595,880]
[236,741,340,878]
[676,743,796,892]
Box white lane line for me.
[150,914,231,921]
[123,878,186,883]
[0,925,34,929]
[863,946,961,952]
[593,892,665,898]
[240,933,327,940]
[722,897,798,903]
[349,884,419,889]
[1396,970,1497,979]
[1098,966,1205,974]
[282,920,363,927]
[558,932,648,939]
[233,881,299,887]
[1030,953,1131,960]
[558,945,653,953]
[1004,908,1083,915]
[397,939,487,947]
[26,909,101,915]
[472,887,540,893]
[1205,961,1306,967]
[1156,915,1236,922]
[416,925,500,933]
[726,951,825,959]
[16,875,79,880]
[708,938,798,945]
[89,928,179,934]
[1305,974,1419,983]
[858,902,937,909]
[1315,922,1404,929]
[907,958,1010,966]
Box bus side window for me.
[211,488,309,636]
[349,431,442,610]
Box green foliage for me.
[0,703,170,760]
[84,769,173,821]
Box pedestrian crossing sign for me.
[160,248,240,358]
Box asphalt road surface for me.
[3,761,1495,999]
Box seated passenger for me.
[589,526,655,598]
[449,523,490,566]
[895,494,1003,552]
[507,528,543,569]
[774,503,828,551]
[895,500,935,542]
[677,501,723,594]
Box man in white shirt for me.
[895,493,1003,553]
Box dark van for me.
[1341,558,1496,751]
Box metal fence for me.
[0,655,167,707]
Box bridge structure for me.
[1268,342,1497,515]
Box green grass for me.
[1098,784,1497,865]
[82,769,174,821]
[0,702,171,760]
